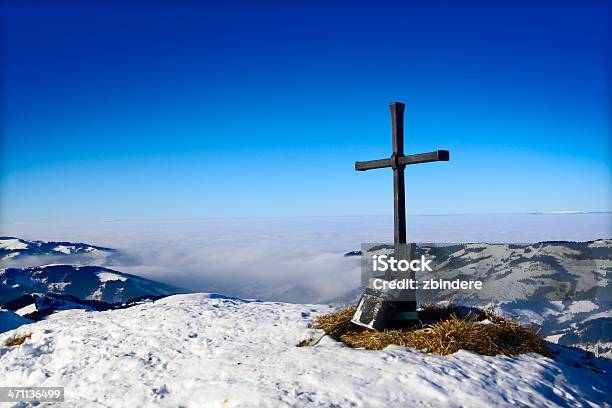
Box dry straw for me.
[312,305,551,357]
[5,333,32,347]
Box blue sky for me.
[1,0,610,222]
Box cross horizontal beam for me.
[355,149,449,171]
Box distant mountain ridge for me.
[0,236,115,261]
[0,264,184,305]
[352,239,611,303]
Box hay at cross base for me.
[312,305,551,357]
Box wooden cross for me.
[351,102,450,329]
[355,102,449,245]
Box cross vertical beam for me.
[390,102,406,245]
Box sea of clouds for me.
[1,213,610,303]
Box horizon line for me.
[1,211,610,225]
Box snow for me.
[53,245,73,254]
[546,334,564,343]
[0,310,32,333]
[0,238,28,250]
[89,287,104,301]
[48,282,70,291]
[97,272,128,282]
[14,304,37,316]
[0,293,610,407]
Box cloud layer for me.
[1,214,609,303]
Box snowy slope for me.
[0,294,610,407]
[0,264,183,305]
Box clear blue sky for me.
[1,0,610,222]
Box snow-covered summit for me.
[0,293,610,407]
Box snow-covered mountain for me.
[0,237,115,261]
[0,264,183,305]
[0,293,609,407]
[415,240,611,302]
[356,239,610,302]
